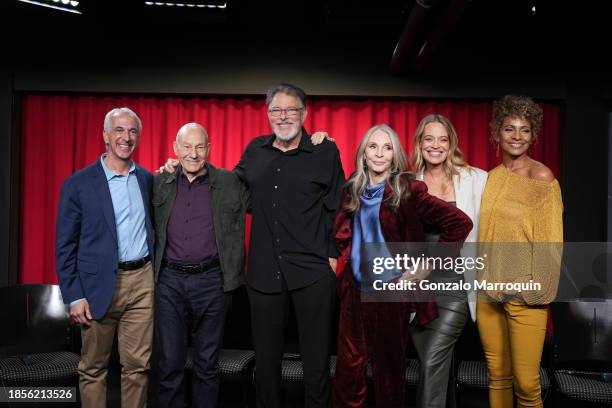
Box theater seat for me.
[0,351,80,385]
[404,358,420,385]
[184,348,255,407]
[554,370,612,407]
[551,300,612,408]
[364,356,420,385]
[457,359,551,389]
[270,354,337,407]
[185,348,254,377]
[280,353,337,382]
[0,285,79,386]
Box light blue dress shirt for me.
[100,155,149,262]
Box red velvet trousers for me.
[332,285,412,408]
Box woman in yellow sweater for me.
[477,95,563,408]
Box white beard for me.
[273,123,300,142]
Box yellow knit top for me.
[478,164,563,304]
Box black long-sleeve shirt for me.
[234,129,345,293]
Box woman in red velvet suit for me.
[332,124,473,408]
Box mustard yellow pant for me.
[476,301,548,408]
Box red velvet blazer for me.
[333,174,473,325]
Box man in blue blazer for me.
[56,107,155,408]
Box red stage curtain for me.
[20,95,560,284]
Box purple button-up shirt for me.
[165,171,218,263]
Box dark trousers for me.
[155,265,229,408]
[248,272,335,408]
[409,296,468,408]
[333,284,412,408]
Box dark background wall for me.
[609,112,612,241]
[0,71,18,287]
[1,0,610,285]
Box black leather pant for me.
[409,293,468,408]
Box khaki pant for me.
[78,262,154,408]
[476,301,548,408]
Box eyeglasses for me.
[268,107,304,118]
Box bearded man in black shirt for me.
[234,83,345,408]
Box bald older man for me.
[152,123,249,408]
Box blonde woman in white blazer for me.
[409,114,487,408]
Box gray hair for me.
[103,107,142,133]
[176,122,208,142]
[265,83,307,108]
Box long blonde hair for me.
[411,114,470,178]
[344,124,411,213]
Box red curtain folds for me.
[20,95,560,284]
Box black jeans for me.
[155,265,229,408]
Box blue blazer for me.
[56,160,154,320]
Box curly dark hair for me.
[489,95,543,143]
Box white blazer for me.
[417,166,488,321]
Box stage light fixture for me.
[17,0,82,14]
[144,1,227,9]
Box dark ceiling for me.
[2,0,611,75]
